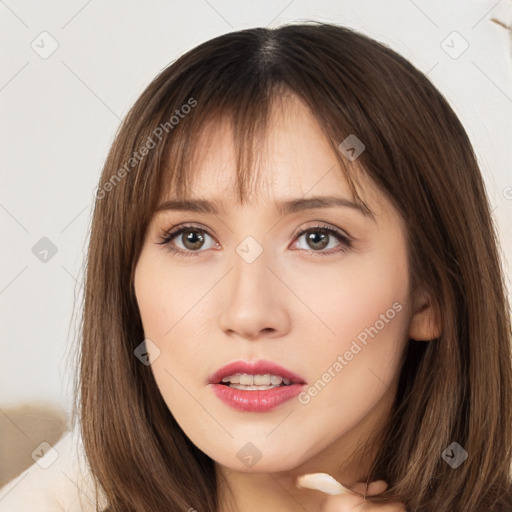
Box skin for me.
[133,93,440,511]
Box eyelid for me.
[290,222,352,244]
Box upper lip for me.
[208,360,307,385]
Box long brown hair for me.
[73,21,512,511]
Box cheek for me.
[134,257,169,336]
[134,253,211,338]
[133,254,214,403]
[290,249,408,346]
[292,276,408,459]
[292,238,410,393]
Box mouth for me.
[207,360,307,412]
[208,359,307,389]
[217,376,291,390]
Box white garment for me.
[0,427,106,512]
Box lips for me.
[208,360,307,385]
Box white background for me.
[1,0,511,418]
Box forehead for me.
[183,95,348,195]
[161,93,389,221]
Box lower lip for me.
[209,383,305,412]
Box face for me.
[133,94,415,486]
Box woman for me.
[1,21,511,512]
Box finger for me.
[295,473,404,512]
[346,479,389,498]
[366,479,389,496]
[296,473,353,495]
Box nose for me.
[218,246,291,341]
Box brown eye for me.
[303,231,330,250]
[157,225,218,257]
[180,228,206,250]
[292,224,352,256]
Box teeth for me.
[254,374,270,385]
[222,375,241,384]
[229,384,279,390]
[220,373,292,386]
[240,374,255,385]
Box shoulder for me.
[0,427,107,512]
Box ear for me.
[408,288,442,341]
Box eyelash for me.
[156,222,353,258]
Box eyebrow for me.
[155,195,375,221]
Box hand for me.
[296,473,407,511]
[321,479,407,511]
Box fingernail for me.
[295,472,350,495]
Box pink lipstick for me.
[208,360,307,412]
